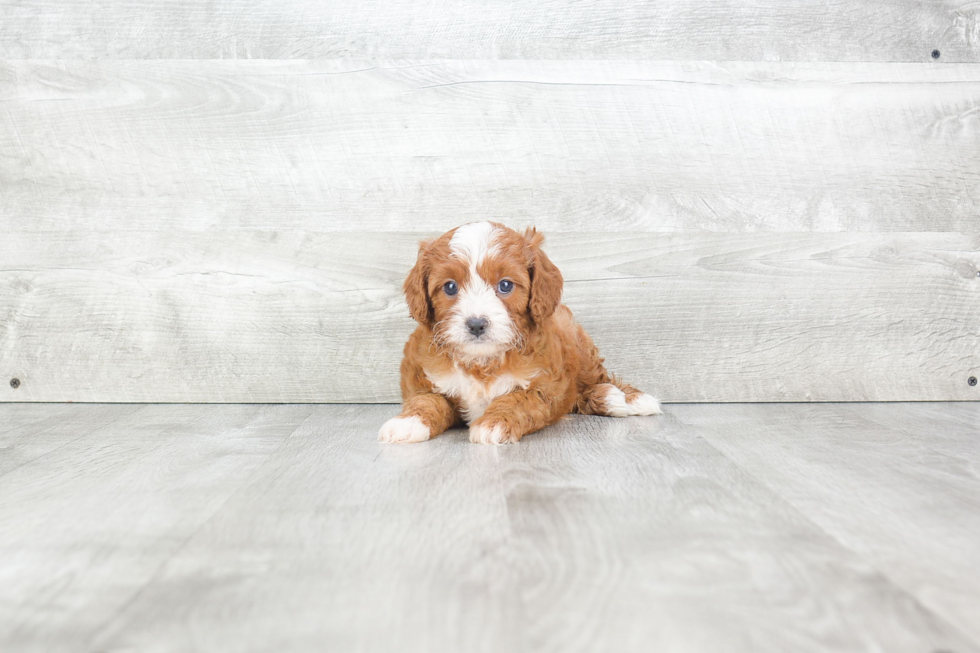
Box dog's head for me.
[405,221,563,363]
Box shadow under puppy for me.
[380,221,661,445]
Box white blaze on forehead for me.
[442,221,515,362]
[449,221,500,275]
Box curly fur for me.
[379,222,661,444]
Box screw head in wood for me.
[970,376,978,387]
[9,378,20,389]
[931,49,941,59]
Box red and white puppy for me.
[379,221,661,445]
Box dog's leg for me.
[578,382,662,417]
[469,387,560,444]
[379,393,459,443]
[570,321,661,417]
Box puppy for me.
[379,221,661,444]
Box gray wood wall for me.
[1,2,979,403]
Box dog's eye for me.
[497,279,514,295]
[443,280,459,296]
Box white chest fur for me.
[425,367,531,424]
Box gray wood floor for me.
[1,403,978,652]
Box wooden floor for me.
[1,403,978,652]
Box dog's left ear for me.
[404,239,435,326]
[523,227,563,324]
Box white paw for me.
[469,422,519,445]
[627,393,662,416]
[602,386,631,417]
[602,386,662,417]
[378,415,431,444]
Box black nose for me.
[466,316,488,337]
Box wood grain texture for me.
[672,402,980,643]
[0,403,142,476]
[494,408,979,652]
[0,403,314,652]
[2,403,978,652]
[1,0,979,61]
[90,405,517,653]
[2,231,978,403]
[2,60,980,233]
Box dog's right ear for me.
[404,239,434,326]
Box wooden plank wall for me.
[1,3,978,403]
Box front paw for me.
[378,415,431,444]
[469,420,522,445]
